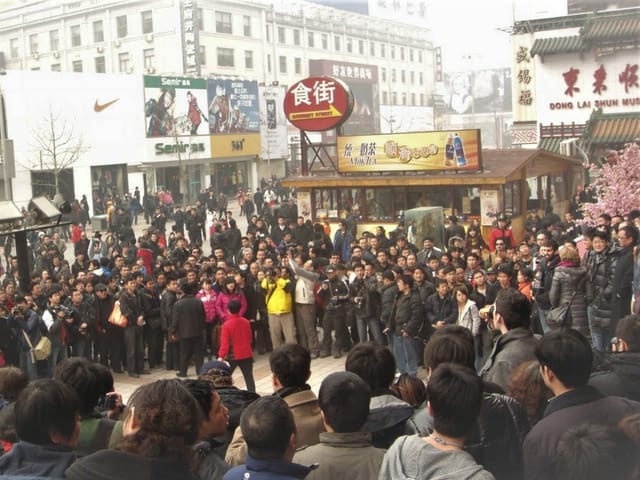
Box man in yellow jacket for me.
[262,266,296,349]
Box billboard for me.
[443,68,512,115]
[259,85,289,159]
[309,59,379,135]
[380,105,435,133]
[144,75,209,138]
[207,79,261,157]
[337,129,481,173]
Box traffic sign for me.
[283,76,353,131]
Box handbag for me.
[22,330,52,362]
[546,273,587,329]
[107,301,127,328]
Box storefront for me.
[283,144,582,243]
[210,159,251,196]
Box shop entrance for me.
[212,161,248,196]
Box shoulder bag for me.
[108,301,128,328]
[547,273,587,329]
[22,330,52,362]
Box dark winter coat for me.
[586,248,617,328]
[611,244,634,326]
[480,327,538,392]
[0,441,76,478]
[379,282,398,330]
[390,289,423,337]
[589,351,640,401]
[549,264,588,337]
[171,294,206,339]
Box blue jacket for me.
[0,441,76,479]
[223,456,315,480]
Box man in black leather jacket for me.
[414,326,530,480]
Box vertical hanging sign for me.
[181,0,200,75]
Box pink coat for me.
[215,289,247,323]
[197,288,218,323]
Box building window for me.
[9,38,18,58]
[116,15,127,38]
[279,55,287,73]
[217,47,234,67]
[72,60,83,72]
[141,10,153,34]
[402,93,407,105]
[293,29,301,46]
[381,67,386,82]
[70,25,81,47]
[267,54,272,73]
[392,92,397,105]
[346,37,352,53]
[294,57,301,74]
[370,42,375,56]
[143,48,154,69]
[266,25,271,42]
[419,72,423,85]
[401,70,406,83]
[215,11,232,34]
[420,93,424,106]
[381,44,386,57]
[391,45,396,59]
[29,34,39,55]
[49,30,59,51]
[199,45,206,65]
[95,56,105,73]
[410,49,414,62]
[410,71,415,84]
[321,33,328,49]
[358,39,364,55]
[308,31,314,47]
[245,50,253,69]
[400,47,405,60]
[51,63,61,72]
[418,50,423,62]
[278,26,285,43]
[197,8,204,30]
[334,35,340,51]
[411,93,416,105]
[243,15,251,36]
[382,91,388,104]
[391,69,396,82]
[118,52,130,72]
[93,20,104,43]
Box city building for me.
[0,0,435,208]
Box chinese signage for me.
[337,129,482,173]
[180,0,200,75]
[536,54,640,123]
[259,85,288,159]
[143,75,208,138]
[309,60,378,135]
[512,36,537,123]
[207,79,260,158]
[283,76,354,131]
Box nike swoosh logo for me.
[94,98,120,112]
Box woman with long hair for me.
[66,379,202,480]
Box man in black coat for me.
[161,276,180,371]
[589,314,640,401]
[610,225,638,331]
[171,281,206,377]
[119,278,146,378]
[523,329,640,480]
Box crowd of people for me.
[0,183,638,479]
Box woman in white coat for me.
[453,284,482,370]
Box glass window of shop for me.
[311,186,483,221]
[503,181,522,218]
[212,162,248,196]
[91,165,128,214]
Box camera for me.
[96,394,117,411]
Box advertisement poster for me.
[444,69,512,115]
[207,79,261,157]
[480,189,500,226]
[295,191,312,222]
[144,75,209,138]
[337,129,481,173]
[259,85,288,159]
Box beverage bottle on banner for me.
[445,134,455,167]
[454,133,467,167]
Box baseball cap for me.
[326,266,336,273]
[199,360,231,376]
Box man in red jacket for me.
[218,299,255,392]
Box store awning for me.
[581,110,640,149]
[581,14,640,43]
[530,36,583,57]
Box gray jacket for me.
[480,327,538,392]
[549,265,588,337]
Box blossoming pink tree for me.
[581,142,640,223]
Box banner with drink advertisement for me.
[259,85,288,159]
[337,129,481,173]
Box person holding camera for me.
[42,286,70,375]
[318,265,351,359]
[262,266,295,350]
[11,296,47,379]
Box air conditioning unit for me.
[97,45,104,53]
[52,51,60,58]
[114,39,121,47]
[145,33,153,42]
[145,66,155,74]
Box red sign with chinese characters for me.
[283,76,354,131]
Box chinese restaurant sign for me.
[337,130,481,173]
[283,76,354,131]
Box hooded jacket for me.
[362,393,416,449]
[589,351,640,401]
